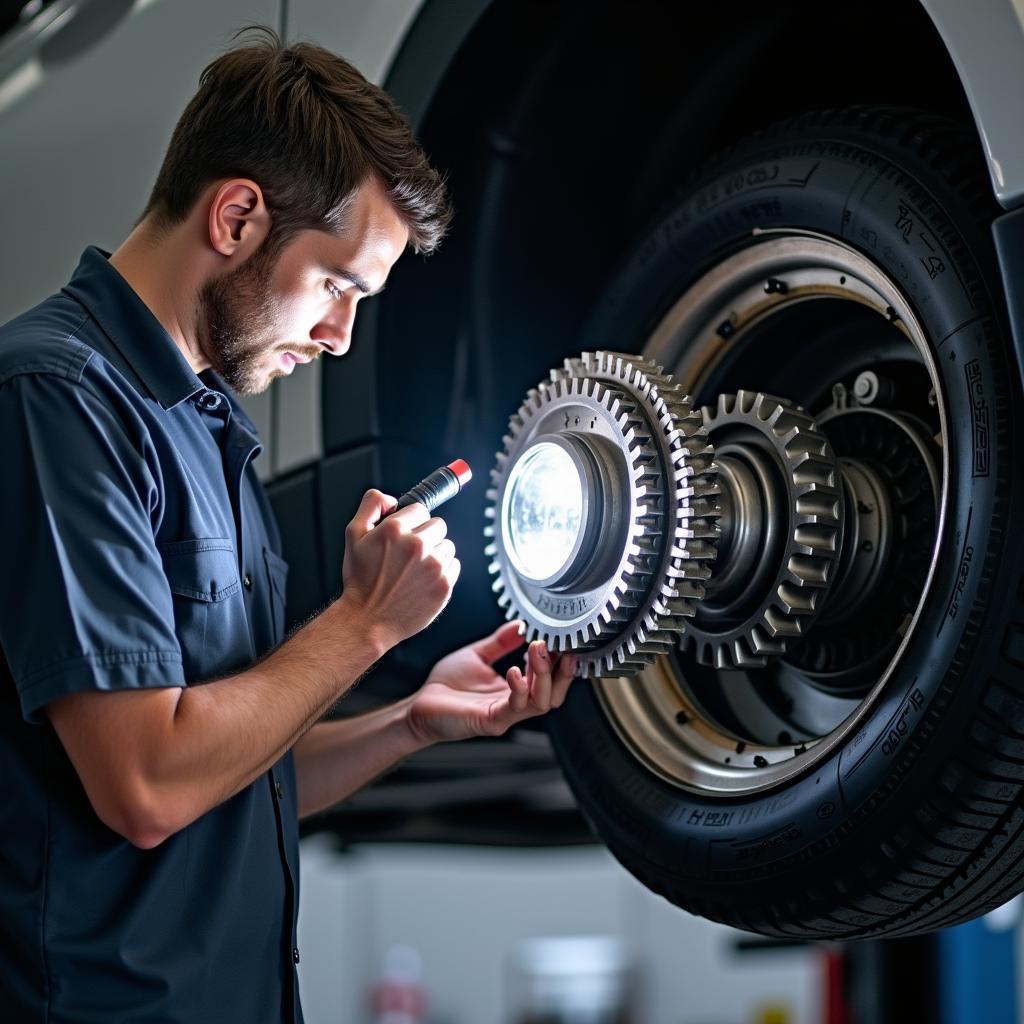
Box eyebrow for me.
[324,265,386,297]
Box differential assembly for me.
[486,351,935,679]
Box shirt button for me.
[243,573,253,590]
[292,947,301,964]
[275,780,284,799]
[197,391,222,410]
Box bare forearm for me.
[293,698,431,818]
[146,596,388,830]
[48,486,462,849]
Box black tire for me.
[545,108,1024,938]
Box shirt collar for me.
[62,246,206,410]
[200,367,262,439]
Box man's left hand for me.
[405,621,576,745]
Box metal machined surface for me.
[682,390,844,670]
[596,231,948,795]
[486,351,720,678]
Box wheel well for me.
[412,0,975,248]
[322,0,979,663]
[370,0,977,448]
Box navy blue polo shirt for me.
[0,247,303,1023]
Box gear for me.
[787,406,939,680]
[681,390,845,670]
[485,351,719,677]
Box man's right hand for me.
[339,488,460,649]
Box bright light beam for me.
[502,441,583,582]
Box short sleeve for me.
[0,369,185,723]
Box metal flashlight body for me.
[394,459,473,514]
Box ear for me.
[207,179,270,260]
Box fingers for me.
[434,539,456,568]
[473,620,527,665]
[411,515,448,549]
[347,488,398,541]
[526,641,553,710]
[377,507,450,578]
[341,490,457,645]
[496,642,577,733]
[441,557,461,588]
[388,501,431,531]
[506,665,530,713]
[522,641,576,712]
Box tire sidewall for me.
[546,127,1009,913]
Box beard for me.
[195,246,289,396]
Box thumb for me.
[472,620,528,665]
[348,488,398,541]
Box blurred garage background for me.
[2,1,1023,1022]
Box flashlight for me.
[394,459,473,514]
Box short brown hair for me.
[143,26,450,255]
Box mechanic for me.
[0,27,576,1024]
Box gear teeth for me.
[680,455,715,477]
[689,390,845,669]
[485,349,720,678]
[734,639,767,668]
[674,538,718,559]
[764,606,804,638]
[749,625,785,655]
[777,582,816,613]
[794,492,842,520]
[668,559,713,581]
[788,553,832,585]
[681,496,719,520]
[680,477,721,501]
[793,523,840,553]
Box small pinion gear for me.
[485,351,720,677]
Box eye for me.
[326,280,344,301]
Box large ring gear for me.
[486,351,932,679]
[485,351,719,677]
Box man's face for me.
[196,179,409,395]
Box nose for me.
[316,332,351,357]
[312,296,357,356]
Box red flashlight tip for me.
[447,458,472,487]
